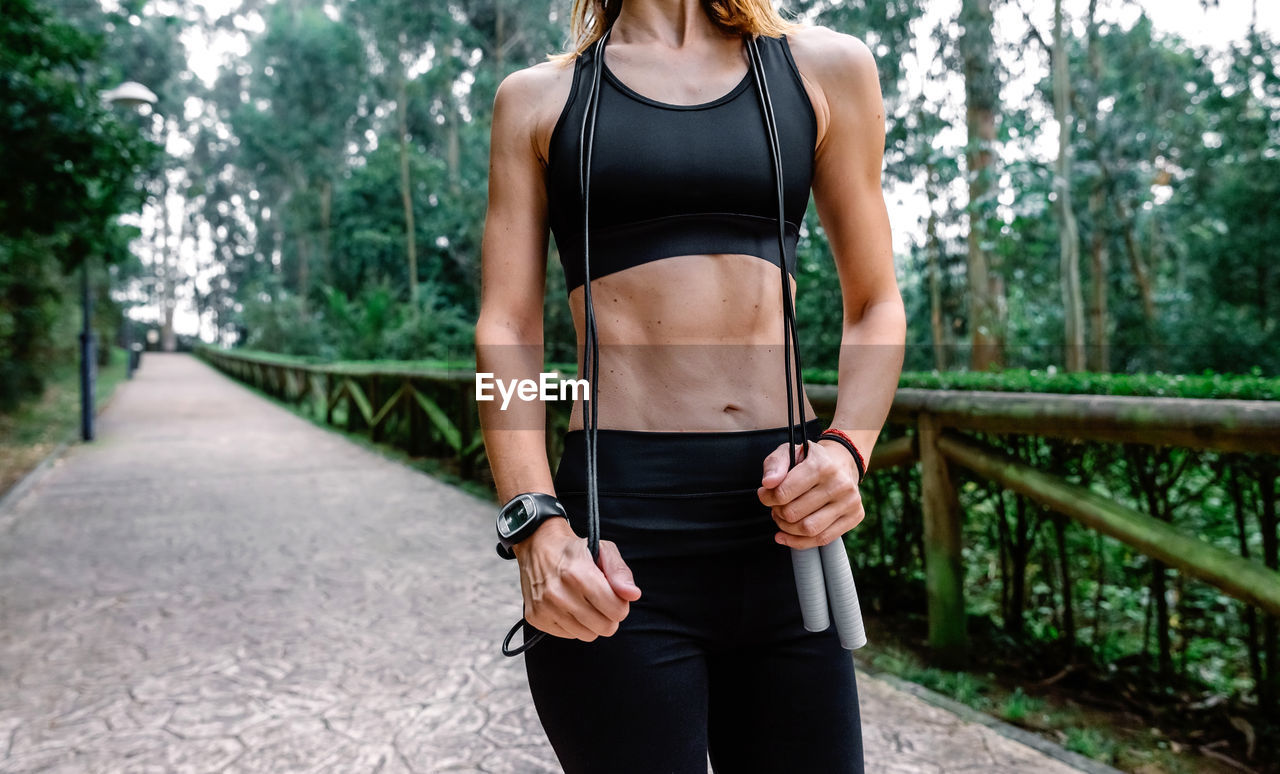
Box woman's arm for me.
[476,67,559,507]
[759,28,906,550]
[477,66,640,639]
[809,29,905,469]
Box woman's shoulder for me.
[781,24,881,148]
[494,56,580,169]
[782,24,877,85]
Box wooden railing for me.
[197,347,1280,701]
[828,386,1280,663]
[196,347,485,477]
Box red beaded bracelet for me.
[819,427,866,484]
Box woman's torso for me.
[538,29,823,433]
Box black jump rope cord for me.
[502,29,812,657]
[746,33,809,465]
[500,28,610,658]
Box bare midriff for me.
[563,252,818,433]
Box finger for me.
[527,606,577,640]
[559,559,630,631]
[598,541,642,601]
[541,615,576,640]
[555,609,602,641]
[526,554,616,639]
[812,506,866,546]
[771,484,835,527]
[758,453,823,507]
[776,500,842,542]
[777,506,863,550]
[545,589,613,640]
[760,442,794,489]
[574,567,632,630]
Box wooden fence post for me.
[918,411,969,665]
[369,375,382,444]
[324,374,335,426]
[408,381,425,456]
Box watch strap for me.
[496,492,568,559]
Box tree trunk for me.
[1227,464,1263,694]
[1084,0,1110,372]
[290,173,311,311]
[1053,513,1076,661]
[1117,207,1154,322]
[319,178,332,290]
[155,174,170,350]
[923,141,948,371]
[1153,558,1172,677]
[1130,446,1173,678]
[158,137,178,353]
[296,226,311,310]
[1259,457,1279,713]
[1090,532,1106,651]
[1054,0,1085,372]
[1087,190,1109,371]
[960,0,1004,370]
[495,0,505,75]
[397,48,419,315]
[167,187,189,351]
[447,111,461,198]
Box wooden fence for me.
[197,346,1280,700]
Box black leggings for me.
[523,418,865,773]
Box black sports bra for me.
[544,33,817,294]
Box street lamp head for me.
[101,81,158,108]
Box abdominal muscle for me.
[563,252,819,433]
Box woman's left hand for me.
[758,439,864,550]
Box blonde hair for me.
[546,0,804,65]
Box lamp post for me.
[80,80,158,442]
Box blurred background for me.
[1,0,1277,771]
[3,0,1276,378]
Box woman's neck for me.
[608,0,732,50]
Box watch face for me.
[498,497,532,539]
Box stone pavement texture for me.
[0,353,1099,773]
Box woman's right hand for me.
[513,520,642,641]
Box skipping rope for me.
[501,25,866,657]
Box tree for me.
[1053,0,1085,371]
[959,0,1006,371]
[0,0,159,406]
[230,2,365,310]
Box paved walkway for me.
[0,353,1101,773]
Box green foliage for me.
[239,292,327,358]
[205,0,1279,383]
[1063,727,1118,762]
[0,0,157,253]
[847,413,1279,752]
[801,364,1280,400]
[319,280,401,361]
[237,274,474,363]
[226,2,366,300]
[173,3,1280,765]
[326,141,473,306]
[380,286,476,363]
[918,668,988,706]
[0,237,71,410]
[0,0,158,409]
[1000,686,1042,723]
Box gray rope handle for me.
[821,539,868,649]
[745,34,867,652]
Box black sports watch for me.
[495,492,568,560]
